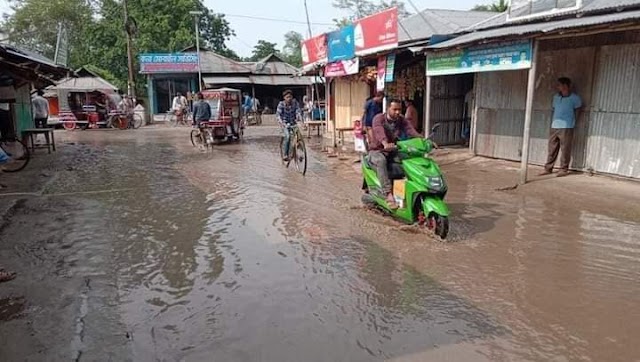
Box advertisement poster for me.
[325,58,360,77]
[301,33,328,67]
[426,40,533,76]
[376,56,386,91]
[327,25,355,62]
[385,54,396,82]
[354,8,398,56]
[139,53,199,73]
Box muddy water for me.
[2,126,639,361]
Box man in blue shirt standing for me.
[540,77,582,177]
[361,91,384,146]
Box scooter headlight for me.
[427,176,445,191]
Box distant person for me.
[540,77,582,177]
[362,91,384,144]
[276,89,302,161]
[404,99,418,132]
[242,92,252,114]
[32,89,49,128]
[192,92,211,127]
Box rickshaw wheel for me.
[63,121,76,131]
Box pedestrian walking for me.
[540,77,582,177]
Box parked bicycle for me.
[108,112,143,130]
[279,124,307,176]
[244,110,262,126]
[0,137,30,172]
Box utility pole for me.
[123,0,136,98]
[189,11,204,92]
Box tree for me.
[472,0,508,12]
[332,0,411,27]
[1,0,94,62]
[281,31,303,67]
[247,40,279,62]
[1,0,236,95]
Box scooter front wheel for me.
[421,212,449,239]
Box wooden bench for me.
[22,128,56,154]
[305,120,326,138]
[336,126,353,146]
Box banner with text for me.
[426,40,533,76]
[327,25,355,62]
[354,7,398,56]
[139,53,199,73]
[301,33,328,67]
[325,58,360,78]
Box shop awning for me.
[203,76,252,85]
[250,75,313,86]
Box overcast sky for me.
[1,0,487,57]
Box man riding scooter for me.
[368,99,421,209]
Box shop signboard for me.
[426,40,533,76]
[301,33,328,67]
[327,25,355,62]
[384,54,396,82]
[354,7,398,56]
[325,58,360,77]
[376,56,386,91]
[139,53,199,73]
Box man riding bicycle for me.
[172,92,188,122]
[276,89,302,161]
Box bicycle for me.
[279,123,307,176]
[109,112,143,130]
[244,110,262,126]
[190,123,214,152]
[0,137,30,173]
[167,108,191,127]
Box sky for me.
[0,0,487,57]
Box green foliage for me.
[1,0,235,96]
[472,0,508,12]
[332,0,411,28]
[281,31,303,68]
[246,39,279,62]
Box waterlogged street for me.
[1,125,639,361]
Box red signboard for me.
[301,33,328,67]
[354,7,398,56]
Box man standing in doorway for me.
[362,91,384,145]
[540,77,582,177]
[32,89,49,128]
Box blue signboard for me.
[327,25,355,62]
[139,53,199,73]
[427,40,533,76]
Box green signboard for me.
[426,40,533,76]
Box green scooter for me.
[361,125,450,239]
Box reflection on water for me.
[30,128,640,361]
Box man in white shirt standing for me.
[32,89,49,128]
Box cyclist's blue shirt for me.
[277,99,301,125]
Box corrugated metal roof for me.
[467,0,640,31]
[242,54,301,75]
[199,51,252,74]
[399,9,495,42]
[428,9,640,49]
[250,75,312,86]
[51,76,118,92]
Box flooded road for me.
[1,126,639,361]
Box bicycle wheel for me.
[294,138,307,175]
[132,114,143,129]
[117,116,128,130]
[191,129,202,147]
[63,120,76,131]
[170,114,179,127]
[0,138,30,173]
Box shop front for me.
[425,7,640,181]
